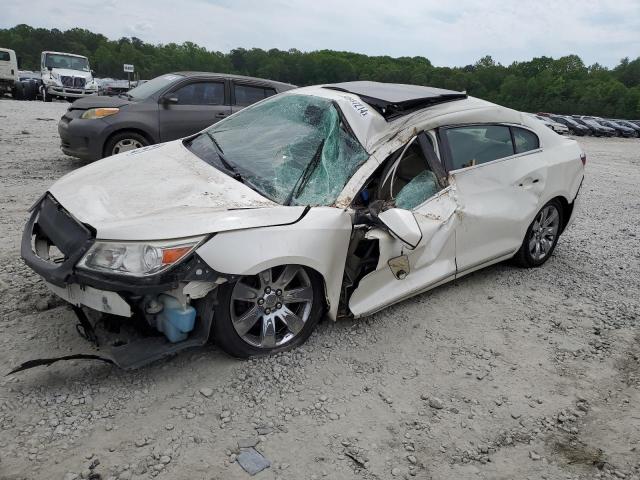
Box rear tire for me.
[23,82,38,100]
[212,265,325,358]
[103,131,149,158]
[12,82,24,100]
[513,199,563,268]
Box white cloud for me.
[1,0,638,67]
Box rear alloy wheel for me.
[104,132,149,158]
[514,200,563,267]
[213,265,324,358]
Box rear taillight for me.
[580,153,587,166]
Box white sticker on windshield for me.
[348,98,369,117]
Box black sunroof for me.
[323,81,467,120]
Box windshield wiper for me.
[119,92,133,99]
[206,132,244,183]
[286,139,325,206]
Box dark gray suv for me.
[58,72,296,161]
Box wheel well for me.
[103,128,154,157]
[551,195,573,233]
[302,266,330,317]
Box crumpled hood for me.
[49,141,306,240]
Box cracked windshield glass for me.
[187,93,369,206]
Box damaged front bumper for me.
[18,194,225,371]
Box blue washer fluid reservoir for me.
[156,294,196,343]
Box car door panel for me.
[451,151,548,273]
[349,188,458,317]
[348,133,458,317]
[158,80,231,141]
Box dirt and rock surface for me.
[0,99,638,480]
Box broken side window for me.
[189,93,369,206]
[358,136,442,211]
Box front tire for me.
[513,199,563,267]
[42,87,52,102]
[212,265,325,358]
[103,132,149,158]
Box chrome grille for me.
[60,76,86,88]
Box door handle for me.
[215,112,227,118]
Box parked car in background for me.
[17,71,42,100]
[596,118,635,137]
[528,113,569,135]
[97,78,131,96]
[572,116,614,137]
[40,51,99,102]
[548,115,590,136]
[614,119,640,136]
[58,72,296,161]
[0,47,19,98]
[23,81,584,365]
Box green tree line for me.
[2,24,639,118]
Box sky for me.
[2,0,639,67]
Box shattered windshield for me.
[187,93,369,206]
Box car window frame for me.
[349,131,448,211]
[231,81,277,106]
[164,79,228,106]
[511,125,540,154]
[437,123,541,174]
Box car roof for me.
[323,81,467,120]
[289,84,531,153]
[173,71,297,90]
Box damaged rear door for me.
[440,124,547,273]
[348,133,458,317]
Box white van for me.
[0,47,19,97]
[40,51,98,102]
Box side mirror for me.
[162,95,178,105]
[377,208,422,249]
[47,66,52,72]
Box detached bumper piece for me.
[8,302,214,373]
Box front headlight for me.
[77,236,205,277]
[81,108,120,119]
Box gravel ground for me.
[0,99,639,480]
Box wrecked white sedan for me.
[20,81,585,369]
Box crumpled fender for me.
[196,207,353,320]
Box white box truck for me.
[0,47,19,97]
[40,51,98,102]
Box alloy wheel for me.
[112,138,144,155]
[230,266,314,348]
[528,204,560,261]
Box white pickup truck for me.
[0,47,19,97]
[40,51,98,102]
